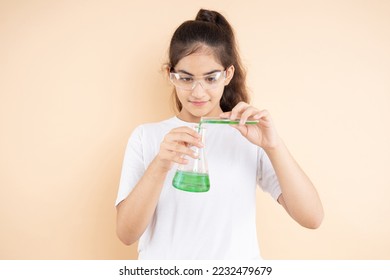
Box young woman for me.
[115,9,323,260]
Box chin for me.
[193,110,211,118]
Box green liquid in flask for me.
[172,171,210,192]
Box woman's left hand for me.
[220,102,281,150]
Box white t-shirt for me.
[116,117,281,259]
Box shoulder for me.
[135,117,181,134]
[128,117,182,143]
[141,117,180,129]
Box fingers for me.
[159,126,203,165]
[165,127,203,148]
[220,102,267,125]
[229,102,250,122]
[160,140,199,159]
[239,106,261,125]
[219,102,249,120]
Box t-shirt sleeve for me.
[257,148,282,201]
[115,126,145,206]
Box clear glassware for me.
[200,117,259,125]
[172,126,210,192]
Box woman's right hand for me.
[117,125,202,246]
[155,126,203,172]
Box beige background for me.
[1,0,389,260]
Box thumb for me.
[219,112,231,119]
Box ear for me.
[165,64,172,78]
[224,65,235,86]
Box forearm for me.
[265,140,324,229]
[116,158,168,245]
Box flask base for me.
[172,171,210,192]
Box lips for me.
[190,100,208,107]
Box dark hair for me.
[167,9,249,112]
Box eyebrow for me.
[176,69,222,76]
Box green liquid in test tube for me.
[200,117,259,126]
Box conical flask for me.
[172,125,210,192]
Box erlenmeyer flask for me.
[172,125,210,192]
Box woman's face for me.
[173,50,234,123]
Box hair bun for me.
[195,8,234,38]
[195,9,221,24]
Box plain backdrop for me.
[1,0,389,259]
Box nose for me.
[191,81,206,98]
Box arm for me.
[116,126,202,245]
[116,158,168,245]
[265,140,323,229]
[220,102,324,229]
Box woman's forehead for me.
[175,51,223,74]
